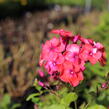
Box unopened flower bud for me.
[38,70,45,77]
[101,82,108,89]
[38,81,45,87]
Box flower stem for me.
[74,101,77,109]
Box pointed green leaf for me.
[26,93,40,101]
[61,92,78,106]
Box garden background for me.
[0,0,109,109]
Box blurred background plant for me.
[0,94,21,109]
[0,0,109,109]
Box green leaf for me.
[32,97,40,104]
[61,92,78,106]
[11,103,21,109]
[26,93,40,101]
[44,104,66,109]
[87,104,106,109]
[89,91,97,97]
[2,94,11,104]
[79,102,86,109]
[0,94,11,108]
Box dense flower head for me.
[39,29,106,87]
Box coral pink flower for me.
[94,42,106,66]
[59,60,84,87]
[44,53,65,76]
[64,44,79,62]
[39,37,65,66]
[51,29,73,37]
[88,50,102,64]
[63,44,85,72]
[79,44,92,61]
[79,43,105,65]
[99,52,106,66]
[80,37,94,45]
[72,35,81,43]
[66,44,80,53]
[45,61,58,75]
[38,29,106,87]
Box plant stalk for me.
[74,101,77,109]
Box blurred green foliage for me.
[46,0,84,6]
[0,94,21,109]
[27,84,78,109]
[0,0,108,18]
[84,11,109,78]
[82,11,109,108]
[91,0,106,10]
[46,0,106,9]
[87,104,106,109]
[0,0,107,8]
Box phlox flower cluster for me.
[39,29,106,87]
